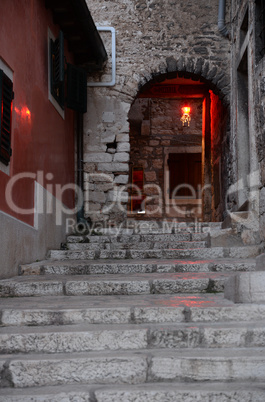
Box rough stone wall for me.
[83,0,231,224]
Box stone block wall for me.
[83,0,231,224]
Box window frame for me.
[48,28,65,119]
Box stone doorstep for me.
[1,294,265,327]
[0,272,233,297]
[1,348,265,388]
[0,382,264,402]
[1,320,265,354]
[19,258,256,276]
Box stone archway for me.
[127,59,230,222]
[83,56,231,226]
[124,56,230,107]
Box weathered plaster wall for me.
[0,0,76,277]
[84,0,231,224]
[0,0,75,226]
[0,183,74,279]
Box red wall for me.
[0,0,75,226]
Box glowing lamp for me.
[180,106,191,127]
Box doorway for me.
[128,73,227,222]
[165,149,202,219]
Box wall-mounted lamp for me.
[180,106,191,127]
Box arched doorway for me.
[128,72,228,222]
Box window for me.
[49,30,64,110]
[48,29,87,116]
[0,69,13,166]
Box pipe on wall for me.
[76,112,85,224]
[218,0,229,38]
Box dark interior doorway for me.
[168,153,202,199]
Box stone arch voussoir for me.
[128,56,230,106]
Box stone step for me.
[93,383,265,402]
[48,245,261,261]
[67,232,193,243]
[19,257,256,276]
[0,348,264,388]
[1,293,265,327]
[1,382,264,402]
[67,228,241,247]
[66,240,207,251]
[96,221,222,235]
[1,320,265,354]
[0,272,232,297]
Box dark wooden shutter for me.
[66,64,87,113]
[0,69,13,165]
[50,31,64,108]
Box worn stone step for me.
[0,272,232,297]
[19,257,256,276]
[0,348,264,388]
[67,240,207,251]
[0,351,147,388]
[147,347,265,382]
[0,320,265,354]
[1,293,265,327]
[97,221,222,235]
[1,382,264,402]
[67,228,241,247]
[93,382,265,402]
[67,232,193,244]
[0,324,146,354]
[47,245,261,261]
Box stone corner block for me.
[224,271,265,303]
[98,163,129,172]
[255,253,265,271]
[84,153,112,163]
[114,152,129,162]
[117,142,130,152]
[114,174,129,184]
[116,134,129,142]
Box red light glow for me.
[182,107,191,114]
[15,106,32,123]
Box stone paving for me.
[0,223,265,401]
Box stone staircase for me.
[0,220,265,401]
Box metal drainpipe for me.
[218,0,229,38]
[76,112,85,225]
